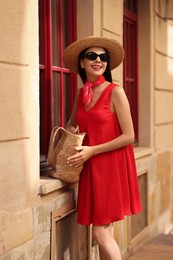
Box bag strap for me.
[47,126,63,167]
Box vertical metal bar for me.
[70,0,77,109]
[123,1,138,142]
[46,0,53,147]
[42,0,50,154]
[59,0,64,126]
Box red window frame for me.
[123,0,138,142]
[39,0,77,168]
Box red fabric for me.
[76,83,142,226]
[82,75,105,106]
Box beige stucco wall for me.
[0,0,173,259]
[155,13,173,150]
[0,0,40,258]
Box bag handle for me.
[47,127,63,167]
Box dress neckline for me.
[83,83,115,112]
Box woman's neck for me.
[86,74,103,83]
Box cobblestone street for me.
[129,233,173,260]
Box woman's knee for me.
[92,227,100,243]
[92,225,109,245]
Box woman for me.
[64,36,142,260]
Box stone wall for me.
[0,0,40,258]
[0,0,173,259]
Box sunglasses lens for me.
[86,52,97,60]
[85,52,110,62]
[100,54,109,62]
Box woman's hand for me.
[67,146,94,167]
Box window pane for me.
[39,0,44,64]
[40,69,46,154]
[130,23,135,78]
[124,3,138,141]
[62,0,71,51]
[52,0,60,66]
[39,0,77,161]
[52,72,61,127]
[124,0,137,13]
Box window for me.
[123,0,138,142]
[39,0,77,171]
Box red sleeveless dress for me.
[76,83,142,226]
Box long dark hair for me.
[78,48,112,84]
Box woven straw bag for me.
[47,127,85,183]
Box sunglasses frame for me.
[84,52,110,62]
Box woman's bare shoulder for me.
[111,85,126,100]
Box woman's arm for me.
[67,85,135,167]
[93,85,135,154]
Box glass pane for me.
[128,82,135,116]
[131,0,137,13]
[62,0,71,50]
[40,69,45,155]
[52,0,60,66]
[64,73,71,125]
[130,23,135,78]
[56,212,87,259]
[39,0,44,64]
[124,0,137,13]
[52,72,61,127]
[62,0,73,68]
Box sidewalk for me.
[128,233,173,260]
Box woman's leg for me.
[99,224,115,260]
[93,224,121,260]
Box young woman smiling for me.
[64,36,142,260]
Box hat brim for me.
[63,36,124,74]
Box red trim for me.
[70,0,77,108]
[39,0,77,157]
[123,1,138,142]
[124,9,137,21]
[43,0,50,153]
[59,0,64,126]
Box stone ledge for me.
[39,175,69,195]
[39,147,153,195]
[134,146,153,160]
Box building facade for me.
[0,0,173,259]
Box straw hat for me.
[63,36,124,74]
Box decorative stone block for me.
[155,90,173,124]
[0,65,30,141]
[0,140,33,210]
[4,210,34,251]
[149,188,156,225]
[34,232,50,260]
[155,125,173,150]
[34,204,51,236]
[103,0,123,36]
[160,175,171,213]
[156,152,171,181]
[155,53,173,91]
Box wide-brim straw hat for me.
[63,36,124,74]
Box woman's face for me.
[80,47,108,80]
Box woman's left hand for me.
[67,146,94,167]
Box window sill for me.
[39,147,153,195]
[134,146,153,159]
[39,175,70,195]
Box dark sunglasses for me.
[84,52,110,62]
